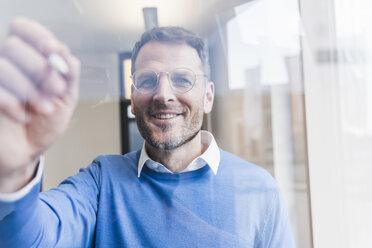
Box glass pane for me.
[0,0,311,247]
[301,0,372,246]
[209,1,312,247]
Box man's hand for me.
[0,17,80,193]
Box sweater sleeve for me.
[0,161,101,248]
[257,189,296,248]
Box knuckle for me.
[60,43,70,54]
[1,36,22,53]
[9,17,24,32]
[40,38,59,55]
[0,57,11,71]
[30,63,48,84]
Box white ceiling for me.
[0,0,251,53]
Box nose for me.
[152,72,176,103]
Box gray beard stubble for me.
[134,107,203,151]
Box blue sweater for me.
[0,149,294,247]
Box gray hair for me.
[131,26,209,76]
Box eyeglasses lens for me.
[134,71,158,93]
[170,69,195,92]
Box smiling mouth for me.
[154,113,180,120]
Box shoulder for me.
[87,150,140,177]
[92,151,139,166]
[218,149,278,189]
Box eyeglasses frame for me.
[131,67,208,94]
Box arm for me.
[0,17,85,247]
[0,161,101,247]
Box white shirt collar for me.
[137,130,220,177]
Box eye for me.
[136,74,157,89]
[171,74,193,89]
[173,77,191,85]
[139,79,156,88]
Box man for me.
[0,17,295,247]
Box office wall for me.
[43,52,121,190]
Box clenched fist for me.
[0,17,80,193]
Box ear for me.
[203,81,214,114]
[130,85,135,115]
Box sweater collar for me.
[137,131,220,177]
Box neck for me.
[145,131,206,173]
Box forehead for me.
[134,41,203,72]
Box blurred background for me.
[1,0,372,247]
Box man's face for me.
[131,41,214,151]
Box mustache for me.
[146,102,185,114]
[133,102,185,116]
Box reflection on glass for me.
[0,0,314,247]
[209,1,312,247]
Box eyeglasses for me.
[131,68,207,94]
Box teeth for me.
[155,114,177,119]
